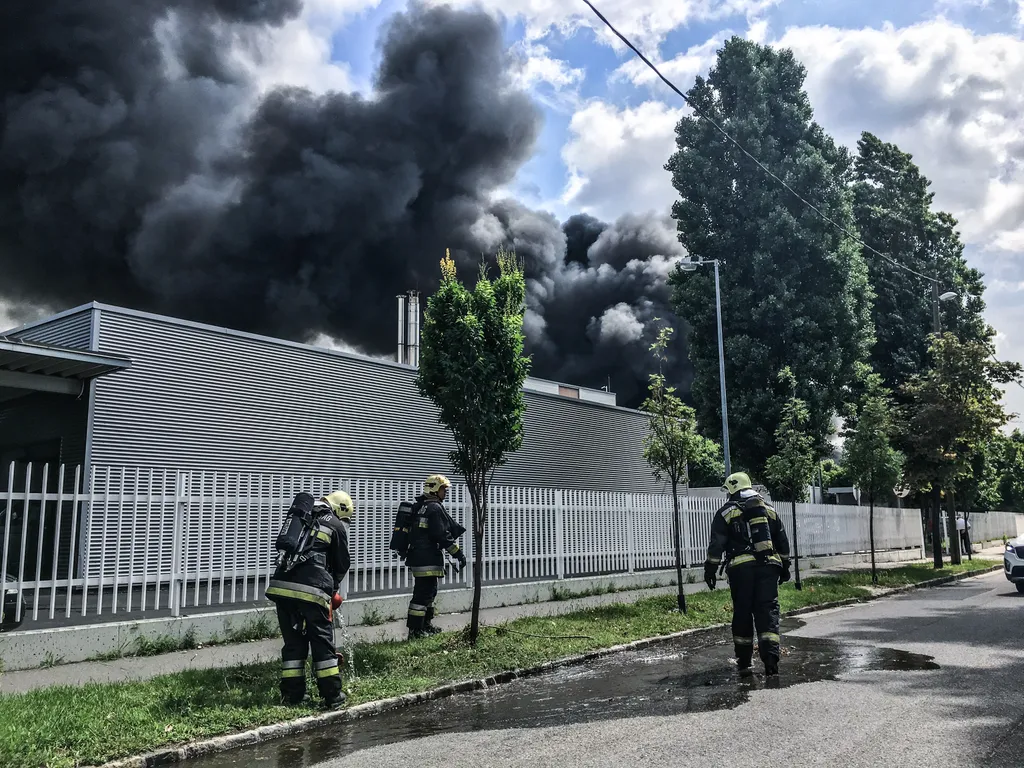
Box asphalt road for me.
[190,570,1024,768]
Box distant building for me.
[1,302,665,494]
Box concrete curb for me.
[95,564,1002,768]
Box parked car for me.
[1006,536,1024,594]
[1,575,25,632]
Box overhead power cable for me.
[579,0,942,286]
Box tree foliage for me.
[687,435,726,488]
[901,333,1022,492]
[666,37,874,476]
[843,373,905,503]
[994,431,1024,512]
[641,325,702,490]
[764,368,819,502]
[852,132,989,396]
[416,248,531,644]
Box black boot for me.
[423,607,442,635]
[764,660,779,677]
[321,691,347,710]
[736,654,753,677]
[407,609,427,640]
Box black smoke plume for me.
[0,1,690,408]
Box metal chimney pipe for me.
[396,294,407,364]
[408,290,421,368]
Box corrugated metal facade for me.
[7,308,95,350]
[83,306,664,493]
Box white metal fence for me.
[2,462,1013,630]
[960,510,1024,543]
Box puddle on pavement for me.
[182,620,938,768]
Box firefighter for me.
[704,472,791,677]
[266,490,352,709]
[406,474,466,639]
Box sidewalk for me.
[0,549,1004,695]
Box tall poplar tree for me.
[666,38,873,475]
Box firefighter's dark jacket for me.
[705,489,791,571]
[266,504,351,610]
[406,495,462,578]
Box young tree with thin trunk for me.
[765,368,818,591]
[416,249,530,645]
[641,324,702,614]
[843,374,905,584]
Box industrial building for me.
[1,299,664,494]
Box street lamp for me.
[680,258,732,477]
[932,287,959,333]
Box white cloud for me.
[613,32,725,89]
[560,99,683,220]
[423,0,779,51]
[236,0,381,96]
[776,20,1024,252]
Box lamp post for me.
[680,259,732,477]
[927,285,959,568]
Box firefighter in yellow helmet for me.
[405,474,466,639]
[266,490,353,709]
[704,472,791,677]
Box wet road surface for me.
[182,571,1024,767]
[182,587,979,768]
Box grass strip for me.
[0,560,995,768]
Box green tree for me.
[641,324,702,614]
[687,434,726,488]
[764,368,819,590]
[765,368,819,503]
[954,442,1002,515]
[416,248,531,644]
[852,133,989,395]
[842,374,905,583]
[902,333,1022,567]
[667,37,874,476]
[994,431,1024,512]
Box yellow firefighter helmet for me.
[322,490,354,519]
[424,474,451,495]
[723,472,753,495]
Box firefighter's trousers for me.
[728,563,781,667]
[275,599,342,704]
[407,575,439,631]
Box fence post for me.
[681,487,692,569]
[554,489,565,580]
[170,472,186,617]
[626,493,636,574]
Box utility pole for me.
[680,259,732,477]
[713,260,731,477]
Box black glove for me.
[455,551,468,573]
[704,562,717,591]
[779,560,792,584]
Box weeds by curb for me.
[96,563,1000,768]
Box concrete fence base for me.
[0,547,924,671]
